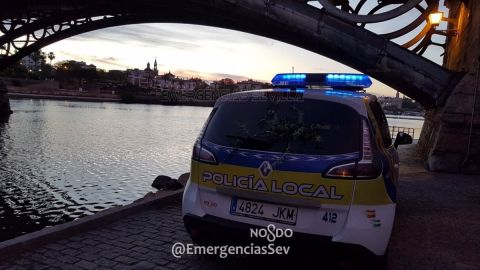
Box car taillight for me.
[325,162,356,179]
[192,142,217,164]
[325,120,382,179]
[355,158,383,179]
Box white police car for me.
[182,73,412,261]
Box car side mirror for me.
[394,132,413,148]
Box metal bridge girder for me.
[0,0,459,107]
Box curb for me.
[0,189,184,260]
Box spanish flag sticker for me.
[366,209,376,218]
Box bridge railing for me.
[390,126,416,140]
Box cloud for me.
[171,69,260,82]
[89,56,127,69]
[69,27,202,51]
[57,51,129,69]
[68,24,274,51]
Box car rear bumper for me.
[183,179,394,256]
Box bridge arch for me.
[0,0,459,108]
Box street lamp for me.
[428,11,459,37]
[428,12,444,25]
[429,11,458,26]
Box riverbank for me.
[2,78,217,107]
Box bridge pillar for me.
[418,0,480,173]
[0,80,12,121]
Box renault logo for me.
[259,161,273,177]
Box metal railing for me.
[390,126,416,140]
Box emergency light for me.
[271,73,372,89]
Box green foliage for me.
[0,63,28,78]
[54,60,98,82]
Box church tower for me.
[154,57,158,74]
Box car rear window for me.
[202,97,361,155]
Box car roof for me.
[215,88,378,117]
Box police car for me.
[182,73,412,258]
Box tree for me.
[29,50,46,72]
[218,78,235,90]
[106,70,126,82]
[47,52,55,65]
[53,60,98,83]
[219,78,234,85]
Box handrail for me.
[390,126,416,140]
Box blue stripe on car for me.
[203,141,360,173]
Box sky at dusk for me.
[43,1,449,97]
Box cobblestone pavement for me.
[1,145,479,270]
[388,146,480,270]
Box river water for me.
[0,99,424,241]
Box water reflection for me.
[0,99,211,241]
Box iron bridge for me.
[0,0,462,108]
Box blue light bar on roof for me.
[325,73,372,88]
[325,90,365,97]
[271,73,372,89]
[271,73,307,87]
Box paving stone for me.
[112,242,134,250]
[81,239,99,246]
[74,259,97,270]
[42,250,63,259]
[61,248,82,257]
[94,267,112,270]
[60,263,86,270]
[131,246,150,254]
[11,258,32,266]
[99,250,120,260]
[113,255,138,266]
[69,235,86,242]
[9,266,28,270]
[132,261,157,270]
[117,235,138,244]
[93,258,118,268]
[146,256,170,266]
[77,252,101,262]
[29,253,49,263]
[57,255,81,264]
[65,241,84,249]
[26,263,49,270]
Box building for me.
[236,79,269,91]
[378,92,403,110]
[127,58,159,88]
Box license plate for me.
[230,198,298,225]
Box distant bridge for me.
[0,0,459,108]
